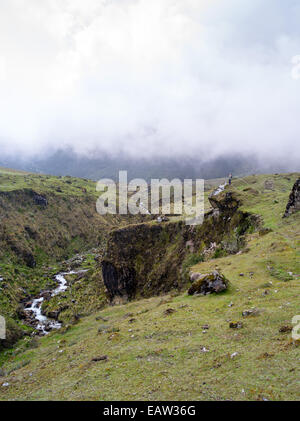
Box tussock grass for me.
[0,172,299,400]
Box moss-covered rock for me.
[188,271,228,295]
[208,190,241,213]
[100,193,252,303]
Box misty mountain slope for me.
[1,1,300,169]
[1,151,296,182]
[0,172,299,400]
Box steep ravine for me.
[100,190,258,304]
[0,189,109,267]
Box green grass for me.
[0,172,299,400]
[0,168,98,197]
[0,266,299,400]
[0,167,153,339]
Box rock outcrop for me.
[32,192,48,207]
[100,190,253,304]
[283,178,300,218]
[102,260,136,303]
[208,190,241,214]
[188,271,228,295]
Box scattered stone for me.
[164,308,176,316]
[2,383,9,387]
[107,327,120,333]
[95,316,108,322]
[264,180,274,190]
[229,321,243,329]
[98,325,113,334]
[242,308,259,317]
[108,333,119,340]
[200,346,210,353]
[92,355,108,362]
[202,324,210,330]
[213,362,222,369]
[230,352,239,359]
[258,352,274,359]
[279,325,293,333]
[188,271,228,296]
[262,290,270,296]
[128,318,136,323]
[239,273,244,277]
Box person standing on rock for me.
[228,173,232,185]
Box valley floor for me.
[0,172,299,400]
[0,229,299,400]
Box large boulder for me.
[283,178,300,218]
[31,191,48,207]
[208,191,240,213]
[188,271,228,295]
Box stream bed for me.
[24,271,78,335]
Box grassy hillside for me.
[0,172,299,400]
[0,168,149,348]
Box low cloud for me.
[0,0,299,167]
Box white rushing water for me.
[51,271,77,296]
[25,271,77,335]
[26,297,61,334]
[212,182,227,196]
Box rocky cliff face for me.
[100,191,256,304]
[283,178,300,218]
[0,188,108,267]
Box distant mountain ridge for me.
[1,150,297,181]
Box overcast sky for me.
[0,0,300,164]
